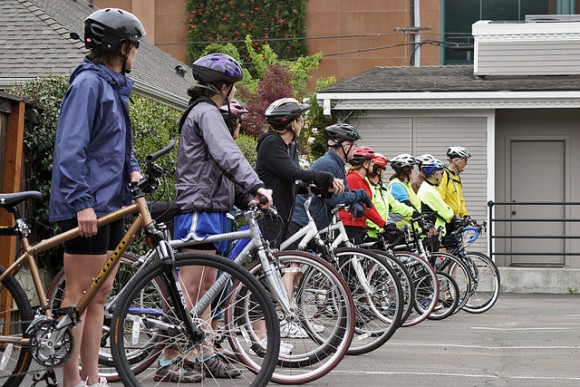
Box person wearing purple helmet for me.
[159,53,273,382]
[49,8,144,387]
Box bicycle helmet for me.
[264,98,310,130]
[191,53,243,85]
[349,146,375,166]
[220,99,248,121]
[372,153,388,168]
[325,123,361,143]
[84,8,145,51]
[390,154,417,170]
[421,159,445,176]
[447,146,471,159]
[415,153,436,167]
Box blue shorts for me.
[174,212,230,253]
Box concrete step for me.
[500,267,580,294]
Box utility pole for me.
[394,26,431,67]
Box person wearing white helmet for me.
[437,146,473,232]
[412,153,436,193]
[387,154,421,227]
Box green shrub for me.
[235,133,258,168]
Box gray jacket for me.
[175,99,264,212]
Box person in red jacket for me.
[338,146,387,244]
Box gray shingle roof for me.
[0,0,193,109]
[320,66,580,94]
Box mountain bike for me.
[0,141,279,387]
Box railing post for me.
[488,200,494,261]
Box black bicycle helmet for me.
[325,123,361,143]
[84,8,145,51]
[191,53,243,85]
[264,98,310,129]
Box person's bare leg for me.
[62,252,115,387]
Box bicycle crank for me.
[27,316,74,367]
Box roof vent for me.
[473,19,580,76]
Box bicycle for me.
[0,141,280,387]
[280,184,404,356]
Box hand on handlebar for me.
[253,188,273,209]
[330,178,345,195]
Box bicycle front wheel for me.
[110,253,279,387]
[0,266,34,387]
[246,251,355,385]
[462,252,500,314]
[427,271,460,320]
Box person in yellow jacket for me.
[437,146,472,235]
[366,153,419,240]
[417,158,458,237]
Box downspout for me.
[413,0,421,66]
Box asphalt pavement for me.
[24,293,580,386]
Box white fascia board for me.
[316,91,580,111]
[473,20,580,39]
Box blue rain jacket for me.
[49,58,140,222]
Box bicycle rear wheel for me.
[245,251,355,384]
[110,252,279,387]
[0,266,34,387]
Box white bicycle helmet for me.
[415,153,436,167]
[447,146,471,159]
[390,154,417,170]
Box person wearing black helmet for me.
[256,98,344,248]
[165,53,272,382]
[288,123,372,233]
[47,8,144,387]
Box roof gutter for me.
[317,90,580,117]
[0,78,188,111]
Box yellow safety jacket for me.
[418,181,454,235]
[436,168,469,218]
[366,179,414,239]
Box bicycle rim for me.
[246,251,355,384]
[427,271,460,320]
[463,252,501,314]
[333,248,403,355]
[110,253,279,387]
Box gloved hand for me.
[463,215,476,226]
[452,215,462,228]
[352,202,365,218]
[355,190,373,209]
[383,223,399,234]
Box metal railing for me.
[487,201,580,259]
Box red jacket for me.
[338,171,386,228]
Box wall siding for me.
[350,113,488,253]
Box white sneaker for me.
[250,337,293,356]
[88,377,110,387]
[280,320,308,339]
[309,322,325,333]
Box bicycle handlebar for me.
[146,139,176,162]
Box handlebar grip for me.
[146,139,176,162]
[260,195,269,205]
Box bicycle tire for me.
[245,251,355,384]
[427,271,460,320]
[0,266,34,387]
[370,250,415,326]
[333,247,403,355]
[429,251,472,312]
[110,252,279,387]
[393,251,439,327]
[46,253,165,381]
[462,252,500,314]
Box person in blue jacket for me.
[288,123,372,238]
[48,8,145,387]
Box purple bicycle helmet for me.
[84,8,145,51]
[192,53,243,85]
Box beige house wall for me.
[94,0,441,82]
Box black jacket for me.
[256,132,334,222]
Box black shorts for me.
[59,218,125,255]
